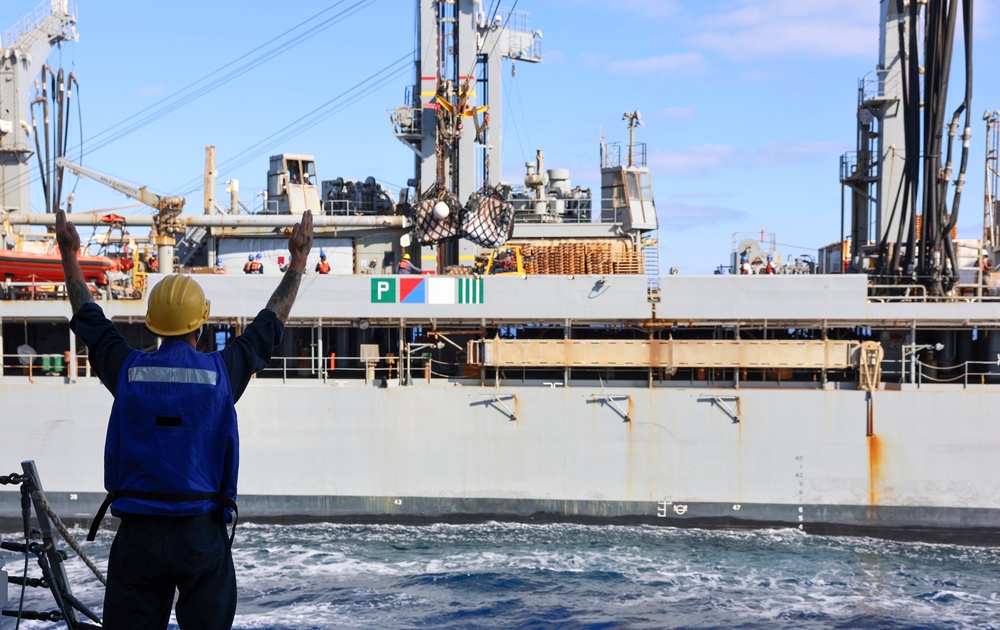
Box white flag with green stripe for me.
[458,277,484,304]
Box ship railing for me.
[0,352,78,382]
[509,195,648,225]
[1,279,142,302]
[8,352,1000,389]
[0,350,435,385]
[2,0,76,50]
[1,280,68,300]
[601,142,647,169]
[320,199,385,216]
[259,352,435,384]
[839,151,879,182]
[867,283,1000,303]
[882,357,1000,388]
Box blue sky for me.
[2,0,999,273]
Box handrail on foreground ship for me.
[0,460,103,628]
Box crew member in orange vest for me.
[315,252,331,274]
[247,253,263,274]
[764,254,777,274]
[396,253,421,274]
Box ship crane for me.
[55,156,186,273]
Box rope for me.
[31,490,107,586]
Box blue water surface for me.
[5,522,1000,629]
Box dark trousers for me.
[103,512,236,630]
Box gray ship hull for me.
[3,377,999,543]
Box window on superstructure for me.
[610,172,626,207]
[639,172,653,203]
[625,171,641,201]
[288,160,302,185]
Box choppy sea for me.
[4,522,1000,629]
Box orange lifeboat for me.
[0,250,113,284]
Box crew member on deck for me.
[243,254,255,274]
[249,253,264,274]
[764,253,777,275]
[739,255,752,275]
[315,252,330,274]
[396,253,421,274]
[56,209,314,630]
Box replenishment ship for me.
[2,0,1000,545]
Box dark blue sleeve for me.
[68,303,136,396]
[220,309,284,402]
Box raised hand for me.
[55,209,81,256]
[288,210,314,272]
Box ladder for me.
[643,232,660,302]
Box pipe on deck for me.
[5,213,411,229]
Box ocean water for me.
[4,522,1000,629]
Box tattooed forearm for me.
[67,277,94,314]
[60,249,94,315]
[265,270,302,323]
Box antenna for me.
[622,110,643,167]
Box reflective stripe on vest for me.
[106,343,237,519]
[128,366,218,385]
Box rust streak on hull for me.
[868,434,883,506]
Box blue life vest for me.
[104,341,238,518]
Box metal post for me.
[317,321,324,381]
[399,320,406,385]
[564,318,570,387]
[20,460,81,628]
[68,328,76,383]
[840,183,845,273]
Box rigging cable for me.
[502,66,527,164]
[4,0,378,202]
[168,53,413,198]
[78,0,372,154]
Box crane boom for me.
[55,156,185,214]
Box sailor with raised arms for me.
[56,208,314,630]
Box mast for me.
[0,0,77,214]
[392,1,540,267]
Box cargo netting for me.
[412,184,514,248]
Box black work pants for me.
[102,512,236,630]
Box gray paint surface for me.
[2,378,999,538]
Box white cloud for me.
[608,52,705,76]
[566,0,682,19]
[661,201,748,231]
[648,144,740,179]
[685,0,876,60]
[648,140,845,178]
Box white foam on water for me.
[7,522,1000,629]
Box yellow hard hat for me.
[403,253,411,260]
[145,275,210,336]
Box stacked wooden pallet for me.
[612,251,645,274]
[520,245,538,274]
[586,242,614,275]
[507,242,644,275]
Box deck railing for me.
[6,350,1000,390]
